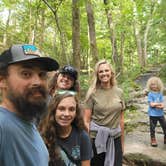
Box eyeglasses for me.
[56,90,77,96]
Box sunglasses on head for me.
[56,90,77,96]
[63,65,76,73]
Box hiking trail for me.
[123,65,166,166]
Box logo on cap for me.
[22,45,41,57]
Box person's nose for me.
[63,75,70,81]
[103,71,108,76]
[32,74,43,85]
[63,109,70,116]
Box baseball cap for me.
[0,44,59,71]
[59,65,78,80]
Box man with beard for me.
[0,44,59,166]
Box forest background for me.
[0,0,166,102]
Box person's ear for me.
[0,76,7,88]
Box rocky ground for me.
[123,66,166,166]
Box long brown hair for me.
[48,72,80,96]
[39,92,86,165]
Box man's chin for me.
[28,95,47,103]
[21,104,47,120]
[17,98,47,120]
[6,88,48,120]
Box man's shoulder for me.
[0,107,8,122]
[0,107,11,119]
[0,107,16,130]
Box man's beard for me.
[7,86,48,121]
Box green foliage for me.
[147,53,166,65]
[79,73,90,99]
[0,0,165,83]
[119,79,133,102]
[0,1,165,134]
[124,107,138,133]
[159,64,166,82]
[118,64,143,101]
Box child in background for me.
[146,76,166,147]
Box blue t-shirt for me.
[0,107,49,166]
[148,91,164,117]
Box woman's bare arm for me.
[83,109,92,133]
[120,111,124,153]
[81,160,90,166]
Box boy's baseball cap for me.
[0,44,59,71]
[59,65,78,80]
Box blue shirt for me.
[148,91,164,117]
[0,107,49,166]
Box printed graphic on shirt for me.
[71,145,80,160]
[60,146,80,166]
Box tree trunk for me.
[72,0,81,71]
[133,1,156,68]
[42,0,67,63]
[86,0,98,64]
[119,32,125,74]
[133,22,144,67]
[104,0,120,72]
[28,0,34,44]
[3,9,11,47]
[142,18,153,67]
[54,12,67,64]
[39,9,45,48]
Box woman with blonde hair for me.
[84,59,125,166]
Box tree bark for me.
[42,0,67,63]
[72,0,81,71]
[3,9,11,47]
[28,0,34,44]
[39,9,45,48]
[133,22,144,67]
[104,0,120,72]
[119,32,125,74]
[86,0,98,64]
[133,0,156,68]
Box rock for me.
[123,65,166,165]
[124,80,166,165]
[124,130,166,165]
